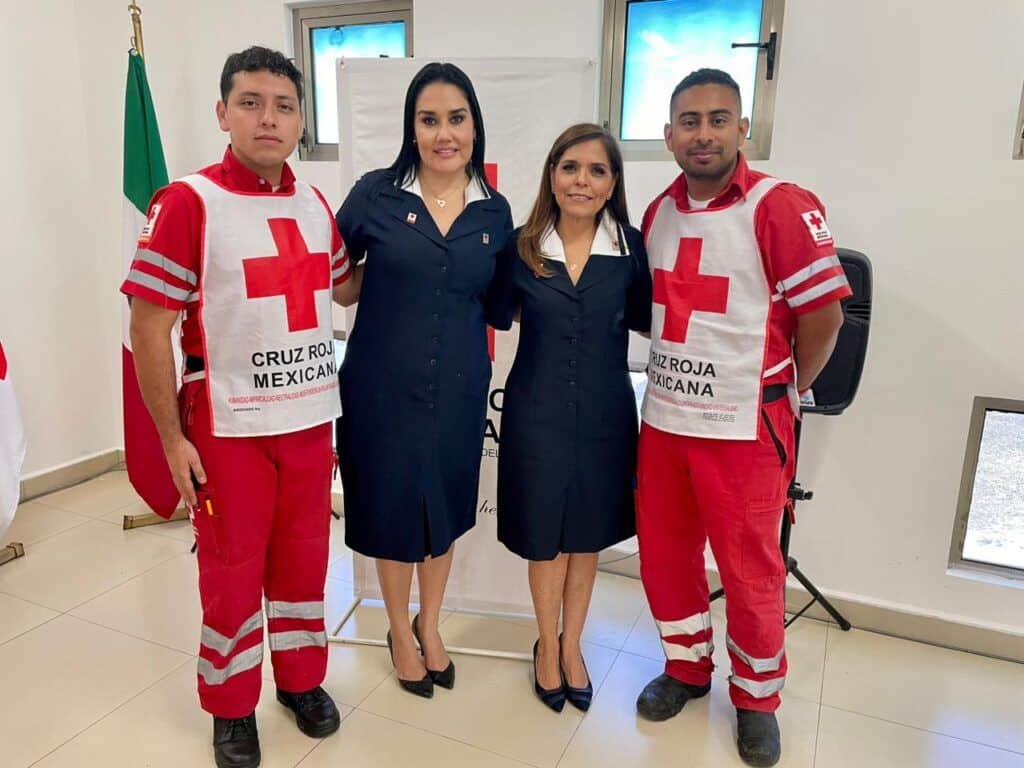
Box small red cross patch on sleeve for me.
[801,209,833,248]
[137,203,162,245]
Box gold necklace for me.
[422,182,462,209]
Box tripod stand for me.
[710,419,851,631]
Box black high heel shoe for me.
[533,640,566,713]
[412,614,456,689]
[559,633,593,712]
[386,630,434,698]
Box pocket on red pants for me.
[740,499,786,591]
[190,487,226,564]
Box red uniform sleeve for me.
[120,183,203,310]
[756,185,852,314]
[311,185,352,287]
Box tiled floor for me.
[2,471,1023,767]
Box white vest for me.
[179,174,341,438]
[642,177,786,440]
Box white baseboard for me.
[20,449,124,501]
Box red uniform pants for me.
[182,380,333,718]
[636,397,796,712]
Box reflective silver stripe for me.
[266,600,324,620]
[662,639,713,663]
[788,275,849,308]
[198,644,263,686]
[182,370,206,383]
[200,611,263,657]
[777,255,841,293]
[269,630,327,652]
[762,357,792,380]
[126,269,191,302]
[185,291,199,304]
[332,262,351,281]
[726,636,784,674]
[656,611,712,638]
[134,248,199,286]
[729,674,785,699]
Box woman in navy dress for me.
[335,63,512,698]
[490,124,651,712]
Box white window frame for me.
[948,396,1024,585]
[599,0,785,162]
[292,0,413,161]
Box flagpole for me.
[121,2,190,531]
[128,2,145,58]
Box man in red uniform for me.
[123,47,360,768]
[635,69,850,767]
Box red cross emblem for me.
[484,162,499,361]
[653,238,730,343]
[242,219,331,333]
[807,211,824,229]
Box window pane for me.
[963,410,1024,571]
[621,0,763,141]
[311,22,407,144]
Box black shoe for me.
[533,639,566,713]
[387,630,434,698]
[212,713,261,768]
[635,674,711,721]
[558,633,593,712]
[736,708,781,767]
[276,686,341,738]
[412,614,456,689]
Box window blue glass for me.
[311,22,407,144]
[621,0,763,141]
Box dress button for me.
[569,360,577,368]
[428,403,435,409]
[429,358,437,367]
[569,337,578,345]
[568,402,576,409]
[569,380,576,387]
[435,288,442,296]
[427,383,435,391]
[432,313,440,321]
[432,336,440,344]
[441,264,448,272]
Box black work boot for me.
[736,708,781,767]
[212,713,260,768]
[276,686,341,738]
[635,673,711,721]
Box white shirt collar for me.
[398,172,491,206]
[538,210,630,263]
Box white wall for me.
[0,1,125,475]
[5,0,1023,631]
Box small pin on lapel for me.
[407,212,418,224]
[482,232,490,245]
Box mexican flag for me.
[122,51,179,517]
[0,338,26,540]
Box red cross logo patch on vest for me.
[242,218,331,333]
[653,237,730,344]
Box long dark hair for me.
[518,123,630,278]
[390,62,489,188]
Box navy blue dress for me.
[490,223,652,560]
[335,169,513,562]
